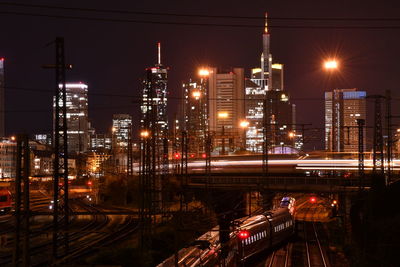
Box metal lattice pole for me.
[262,99,269,184]
[357,119,365,191]
[369,95,385,188]
[12,134,30,267]
[52,37,70,260]
[386,90,392,184]
[127,126,133,176]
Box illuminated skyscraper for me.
[245,14,296,153]
[208,67,245,153]
[183,79,208,155]
[325,88,366,152]
[0,58,4,137]
[141,42,168,138]
[53,82,89,153]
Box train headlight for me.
[238,230,250,239]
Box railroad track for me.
[265,242,292,267]
[0,199,113,266]
[303,222,328,267]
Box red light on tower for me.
[238,230,250,239]
[310,196,317,203]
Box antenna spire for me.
[157,42,161,65]
[264,12,268,33]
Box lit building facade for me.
[0,138,15,180]
[34,134,52,146]
[325,88,366,152]
[208,67,245,153]
[54,82,89,154]
[183,79,208,155]
[89,133,112,151]
[112,114,132,149]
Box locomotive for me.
[0,189,12,214]
[233,207,295,263]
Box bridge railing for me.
[187,175,371,188]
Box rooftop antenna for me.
[157,42,161,65]
[264,12,268,34]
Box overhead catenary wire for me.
[2,2,400,22]
[2,9,400,30]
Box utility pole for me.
[43,37,71,261]
[368,95,385,188]
[127,126,133,176]
[262,99,269,183]
[13,134,30,267]
[180,131,188,212]
[357,119,365,191]
[386,90,392,184]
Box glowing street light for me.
[198,68,210,77]
[239,120,249,128]
[288,131,295,138]
[140,130,150,138]
[324,60,338,70]
[218,112,229,119]
[192,90,201,99]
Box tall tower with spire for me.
[141,42,169,138]
[245,12,296,153]
[261,12,273,90]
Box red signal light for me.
[310,196,317,203]
[202,153,207,158]
[238,230,250,239]
[174,153,181,159]
[190,153,195,158]
[87,181,92,186]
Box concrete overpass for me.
[180,173,371,193]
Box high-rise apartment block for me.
[54,82,89,154]
[325,88,366,152]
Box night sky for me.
[2,0,400,149]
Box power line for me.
[2,10,400,30]
[2,2,400,22]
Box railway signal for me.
[331,200,338,217]
[309,196,317,203]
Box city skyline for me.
[1,1,400,150]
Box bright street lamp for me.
[239,120,249,128]
[198,68,210,77]
[324,60,338,70]
[192,90,201,99]
[218,112,229,155]
[140,130,150,138]
[218,112,229,119]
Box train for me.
[0,189,12,214]
[157,198,295,267]
[232,206,295,264]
